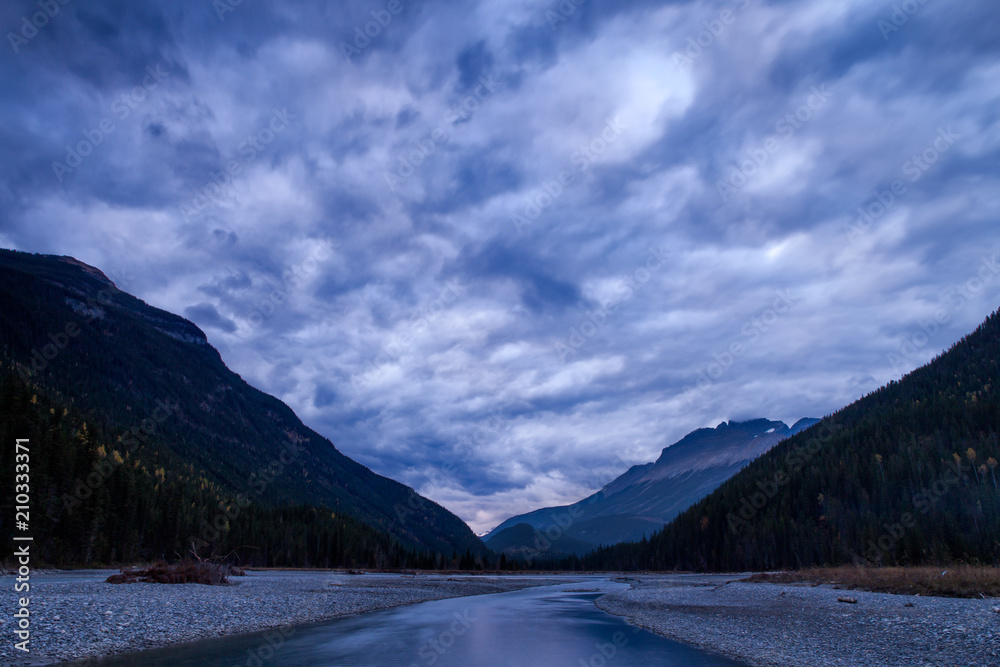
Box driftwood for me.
[106,559,245,585]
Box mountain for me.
[486,417,818,556]
[484,523,594,559]
[583,308,1000,571]
[0,371,431,568]
[0,249,487,564]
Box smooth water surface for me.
[83,578,745,667]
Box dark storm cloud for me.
[1,0,998,531]
[460,242,584,313]
[184,301,237,333]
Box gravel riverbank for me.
[595,573,1000,667]
[0,570,565,666]
[7,570,995,666]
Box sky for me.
[1,0,998,533]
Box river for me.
[81,577,745,666]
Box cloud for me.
[184,302,237,333]
[1,0,998,532]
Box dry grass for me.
[744,566,1000,599]
[106,560,245,585]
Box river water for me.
[85,578,745,666]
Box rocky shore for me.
[595,573,1000,667]
[0,570,562,666]
[5,569,997,666]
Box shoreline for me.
[6,570,997,666]
[0,570,568,666]
[594,573,999,667]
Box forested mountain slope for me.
[0,371,441,567]
[487,418,817,555]
[583,308,1000,571]
[0,249,487,564]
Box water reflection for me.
[76,579,745,667]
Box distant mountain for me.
[486,417,818,556]
[485,523,594,559]
[0,249,487,564]
[583,308,1000,571]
